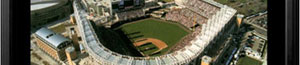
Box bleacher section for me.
[181,0,220,18]
[165,8,208,28]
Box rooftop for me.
[35,27,70,49]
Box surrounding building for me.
[34,27,73,61]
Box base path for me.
[134,38,168,50]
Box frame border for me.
[1,0,10,65]
[285,0,299,65]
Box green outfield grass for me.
[117,18,190,56]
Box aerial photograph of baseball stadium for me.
[30,0,267,65]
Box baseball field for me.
[115,18,190,56]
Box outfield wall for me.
[74,0,236,65]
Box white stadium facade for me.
[73,0,236,65]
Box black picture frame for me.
[1,0,11,65]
